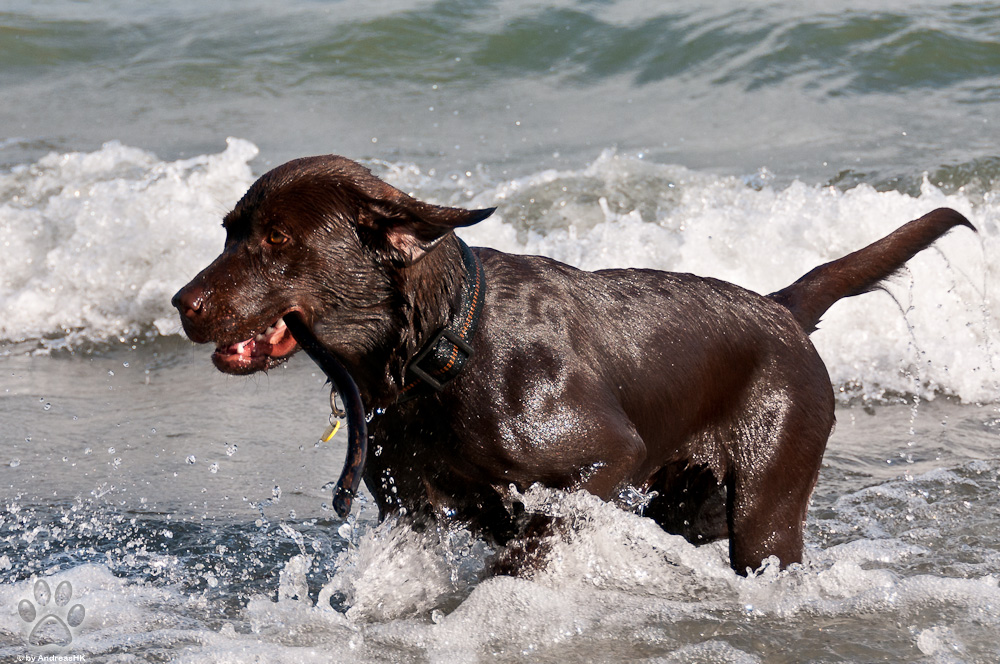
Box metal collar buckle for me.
[407,327,475,392]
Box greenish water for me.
[3,1,1000,182]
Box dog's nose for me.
[172,285,206,320]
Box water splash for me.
[0,138,257,348]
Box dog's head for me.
[171,155,494,375]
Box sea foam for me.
[0,138,256,347]
[3,464,999,661]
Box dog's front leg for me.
[489,510,560,577]
[545,405,650,503]
[486,414,649,577]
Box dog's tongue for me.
[218,319,297,359]
[218,338,256,358]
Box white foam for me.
[0,138,257,347]
[237,483,1000,660]
[318,515,490,623]
[0,563,207,657]
[5,474,999,660]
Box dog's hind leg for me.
[725,390,833,574]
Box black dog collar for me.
[401,238,484,397]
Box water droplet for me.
[150,428,157,434]
[107,447,115,454]
[186,455,196,464]
[337,522,352,539]
[107,370,114,377]
[123,362,129,368]
[209,463,219,474]
[226,445,238,456]
[272,486,282,500]
[84,447,92,455]
[9,459,20,468]
[43,403,51,411]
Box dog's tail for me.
[768,207,975,333]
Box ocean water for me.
[2,1,999,662]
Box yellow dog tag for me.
[320,419,342,443]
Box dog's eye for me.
[266,229,289,246]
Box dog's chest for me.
[364,409,484,508]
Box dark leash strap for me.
[283,312,367,518]
[399,238,485,398]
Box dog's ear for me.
[359,200,495,266]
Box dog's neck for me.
[343,234,470,408]
[404,235,468,349]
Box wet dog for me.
[172,155,973,574]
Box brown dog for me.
[172,155,973,574]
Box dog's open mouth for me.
[211,317,299,374]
